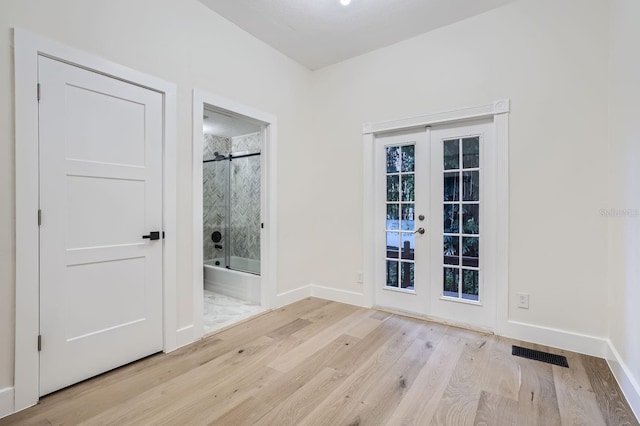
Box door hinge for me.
[37,83,41,101]
[37,335,42,351]
[261,223,264,229]
[38,209,42,226]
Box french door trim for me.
[438,296,484,306]
[13,28,178,412]
[191,89,278,338]
[362,100,509,332]
[363,100,510,135]
[384,287,417,295]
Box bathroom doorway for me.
[192,91,277,338]
[202,109,263,333]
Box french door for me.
[374,119,496,329]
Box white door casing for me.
[191,90,279,339]
[38,56,164,396]
[372,117,499,331]
[14,28,178,412]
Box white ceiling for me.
[198,0,516,70]
[204,108,262,138]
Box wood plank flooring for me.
[1,298,637,425]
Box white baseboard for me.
[500,320,608,358]
[309,284,366,307]
[373,306,494,335]
[174,324,197,351]
[606,340,640,421]
[275,285,311,307]
[302,287,606,358]
[176,284,313,350]
[0,387,14,420]
[275,284,366,308]
[301,287,607,360]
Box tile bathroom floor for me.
[203,289,266,335]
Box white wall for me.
[607,0,640,413]
[0,0,313,393]
[309,0,610,339]
[4,0,638,417]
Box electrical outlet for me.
[356,271,364,284]
[517,293,529,309]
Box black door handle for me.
[142,231,161,241]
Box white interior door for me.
[38,56,164,396]
[374,119,496,330]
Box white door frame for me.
[192,90,278,338]
[363,100,510,331]
[13,28,178,412]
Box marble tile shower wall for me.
[230,133,261,262]
[203,132,261,263]
[203,134,230,261]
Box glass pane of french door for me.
[385,145,416,290]
[442,136,480,301]
[374,129,428,315]
[429,119,496,330]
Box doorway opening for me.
[192,90,277,339]
[363,101,510,333]
[374,120,495,329]
[202,108,265,333]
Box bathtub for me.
[204,258,261,305]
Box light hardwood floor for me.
[2,298,638,425]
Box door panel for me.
[430,120,495,329]
[374,119,495,330]
[64,83,146,165]
[64,257,146,340]
[66,175,145,247]
[374,129,429,315]
[38,56,163,396]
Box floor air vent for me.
[512,345,569,368]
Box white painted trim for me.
[175,325,196,351]
[192,94,206,341]
[192,89,278,340]
[362,133,376,309]
[373,306,494,335]
[13,28,40,414]
[231,131,262,140]
[0,387,14,420]
[13,28,177,414]
[363,100,510,134]
[284,284,608,356]
[363,100,510,335]
[275,285,312,307]
[163,82,178,355]
[501,320,607,357]
[606,340,640,421]
[493,110,510,337]
[310,285,366,307]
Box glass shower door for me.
[203,152,229,267]
[229,153,261,274]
